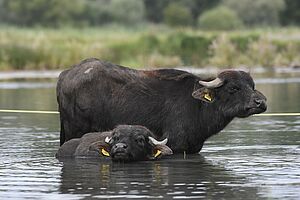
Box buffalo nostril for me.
[254,99,263,106]
[254,98,267,110]
[115,143,127,149]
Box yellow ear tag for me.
[154,150,162,158]
[204,93,212,102]
[101,148,110,157]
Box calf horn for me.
[105,137,111,144]
[198,77,224,88]
[149,137,168,145]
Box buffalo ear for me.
[148,137,173,160]
[89,141,111,157]
[157,144,173,156]
[192,88,215,103]
[153,144,173,158]
[148,144,173,160]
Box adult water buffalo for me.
[57,58,267,153]
[56,125,172,162]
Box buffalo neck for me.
[198,101,234,141]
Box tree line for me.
[0,0,299,29]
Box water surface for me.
[0,73,299,199]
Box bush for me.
[208,34,243,67]
[108,0,145,25]
[180,35,212,65]
[280,0,300,26]
[222,0,286,26]
[163,3,193,27]
[82,0,113,26]
[0,45,46,69]
[160,33,213,65]
[161,33,186,55]
[230,34,260,52]
[1,27,300,70]
[0,0,146,27]
[198,6,243,30]
[136,34,160,54]
[106,34,160,64]
[0,0,85,27]
[247,37,280,67]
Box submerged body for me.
[57,58,267,153]
[56,125,172,162]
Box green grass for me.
[0,25,299,70]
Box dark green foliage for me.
[198,6,243,30]
[106,34,160,63]
[108,33,214,66]
[0,0,145,27]
[1,28,299,69]
[137,34,160,54]
[144,0,221,23]
[0,45,46,69]
[161,34,215,65]
[230,34,260,52]
[109,0,145,25]
[223,0,286,27]
[0,0,299,27]
[106,43,135,64]
[180,0,221,20]
[163,3,193,27]
[180,36,212,64]
[162,33,187,55]
[82,0,113,26]
[0,0,85,27]
[143,0,171,23]
[280,0,300,26]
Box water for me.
[0,74,299,199]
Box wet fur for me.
[57,58,266,153]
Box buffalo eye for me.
[228,85,240,94]
[135,136,145,147]
[112,135,119,142]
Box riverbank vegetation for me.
[0,0,299,70]
[0,26,299,70]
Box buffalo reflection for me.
[58,155,262,199]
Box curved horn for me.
[105,136,112,144]
[148,137,168,145]
[198,77,223,88]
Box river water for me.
[0,71,299,199]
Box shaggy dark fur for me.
[56,125,172,162]
[57,58,267,153]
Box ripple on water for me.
[0,111,300,199]
[0,82,56,89]
[0,123,62,198]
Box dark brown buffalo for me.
[56,125,172,162]
[57,58,267,153]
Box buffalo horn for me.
[105,136,111,144]
[198,77,223,88]
[149,137,168,145]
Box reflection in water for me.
[205,116,300,199]
[0,84,58,124]
[256,82,300,113]
[0,115,61,199]
[58,156,261,199]
[0,77,299,199]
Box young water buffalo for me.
[57,58,267,153]
[56,125,173,162]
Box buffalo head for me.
[192,70,267,118]
[90,125,173,162]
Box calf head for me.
[90,125,173,162]
[192,70,267,118]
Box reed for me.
[0,26,299,70]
